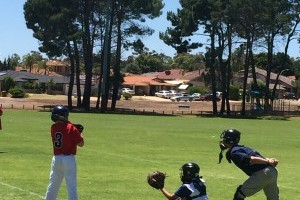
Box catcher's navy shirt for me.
[227,145,268,176]
[175,179,208,200]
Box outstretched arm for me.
[160,188,184,200]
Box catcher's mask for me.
[180,162,200,183]
[51,105,69,122]
[220,129,241,145]
[218,129,241,164]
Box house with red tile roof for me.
[145,69,206,86]
[123,69,206,95]
[15,60,70,76]
[123,75,176,95]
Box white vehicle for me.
[216,91,222,97]
[168,90,177,97]
[191,93,201,101]
[170,93,194,102]
[155,90,171,98]
[121,88,135,95]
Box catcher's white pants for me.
[45,155,78,200]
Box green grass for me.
[0,110,299,199]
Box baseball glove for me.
[74,124,84,132]
[147,171,166,189]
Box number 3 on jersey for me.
[54,132,63,148]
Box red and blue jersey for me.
[51,122,84,155]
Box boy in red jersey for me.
[45,105,84,200]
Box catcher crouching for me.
[147,162,208,200]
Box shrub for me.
[229,85,240,100]
[23,81,33,89]
[188,86,208,95]
[8,87,26,98]
[3,76,15,91]
[123,92,132,100]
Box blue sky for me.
[0,0,183,61]
[0,0,40,61]
[0,0,299,62]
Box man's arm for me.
[77,133,84,147]
[250,156,278,167]
[160,188,184,200]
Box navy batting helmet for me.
[51,105,69,122]
[180,162,200,183]
[220,129,241,145]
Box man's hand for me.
[267,158,279,167]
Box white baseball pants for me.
[45,155,78,200]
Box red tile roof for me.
[147,69,205,81]
[15,66,63,76]
[123,75,175,86]
[46,60,70,67]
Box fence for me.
[1,99,300,116]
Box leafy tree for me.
[24,0,164,111]
[47,78,56,94]
[179,0,229,114]
[122,51,171,74]
[291,58,300,96]
[3,76,16,91]
[272,53,293,74]
[159,10,202,53]
[123,62,141,74]
[253,53,268,70]
[22,51,42,72]
[172,53,205,71]
[37,60,48,75]
[9,54,21,70]
[231,44,246,73]
[136,51,167,73]
[104,0,164,111]
[25,0,87,109]
[258,0,294,111]
[284,0,300,56]
[1,59,8,71]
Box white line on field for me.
[0,181,44,199]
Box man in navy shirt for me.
[219,129,279,200]
[160,162,209,200]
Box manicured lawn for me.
[0,110,299,199]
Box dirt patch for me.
[1,94,299,115]
[0,94,217,114]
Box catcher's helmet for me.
[51,105,69,122]
[180,162,200,183]
[220,129,241,145]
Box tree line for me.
[160,0,300,115]
[5,0,299,115]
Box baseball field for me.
[0,110,299,200]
